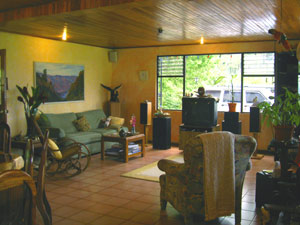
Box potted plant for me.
[257,87,300,142]
[228,74,237,112]
[16,85,47,137]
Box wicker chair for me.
[32,118,91,178]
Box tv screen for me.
[182,97,218,127]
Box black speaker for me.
[224,112,239,123]
[140,102,152,125]
[222,120,242,134]
[250,107,260,132]
[153,117,171,149]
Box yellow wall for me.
[0,32,113,136]
[1,30,297,150]
[112,41,298,150]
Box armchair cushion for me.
[48,139,62,159]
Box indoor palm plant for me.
[257,87,300,141]
[16,85,47,137]
[228,74,237,112]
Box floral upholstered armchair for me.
[158,133,256,225]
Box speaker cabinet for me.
[222,112,241,134]
[153,117,171,149]
[108,51,118,63]
[140,102,152,125]
[250,107,260,132]
[276,52,298,96]
[224,112,239,123]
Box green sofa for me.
[37,109,125,155]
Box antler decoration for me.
[101,84,122,102]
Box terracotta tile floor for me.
[39,146,275,225]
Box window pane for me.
[158,56,184,77]
[185,54,241,112]
[206,90,221,99]
[224,90,241,103]
[185,54,241,95]
[242,77,275,112]
[158,77,183,110]
[244,53,275,75]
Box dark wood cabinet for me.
[153,117,171,149]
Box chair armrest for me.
[158,159,185,175]
[40,127,65,139]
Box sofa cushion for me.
[108,116,125,131]
[76,109,106,129]
[73,116,91,131]
[44,113,78,133]
[90,128,118,135]
[65,131,102,145]
[99,118,111,128]
[108,116,125,126]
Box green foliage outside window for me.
[157,53,274,111]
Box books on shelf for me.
[105,142,141,156]
[128,146,141,155]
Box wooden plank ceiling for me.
[0,0,299,49]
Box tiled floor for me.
[40,146,275,225]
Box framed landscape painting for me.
[34,62,84,103]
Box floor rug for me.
[121,153,184,182]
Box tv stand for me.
[179,124,220,150]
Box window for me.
[157,52,275,112]
[157,56,184,110]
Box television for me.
[182,97,218,128]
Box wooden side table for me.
[11,138,42,156]
[101,133,145,162]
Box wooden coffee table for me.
[101,133,145,162]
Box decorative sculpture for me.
[100,84,122,102]
[268,29,292,52]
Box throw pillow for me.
[99,117,112,128]
[48,139,63,159]
[73,116,91,132]
[109,116,125,126]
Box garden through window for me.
[157,52,275,112]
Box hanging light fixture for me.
[200,36,204,45]
[62,25,67,41]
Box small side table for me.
[101,134,145,163]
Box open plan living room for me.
[0,0,300,225]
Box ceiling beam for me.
[0,0,146,23]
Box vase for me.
[228,102,237,112]
[274,125,295,142]
[25,115,36,138]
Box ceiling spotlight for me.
[62,26,67,41]
[158,28,163,34]
[200,36,204,45]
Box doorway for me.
[0,49,7,123]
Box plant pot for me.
[25,115,36,138]
[274,125,295,142]
[228,103,237,112]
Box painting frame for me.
[34,62,84,103]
